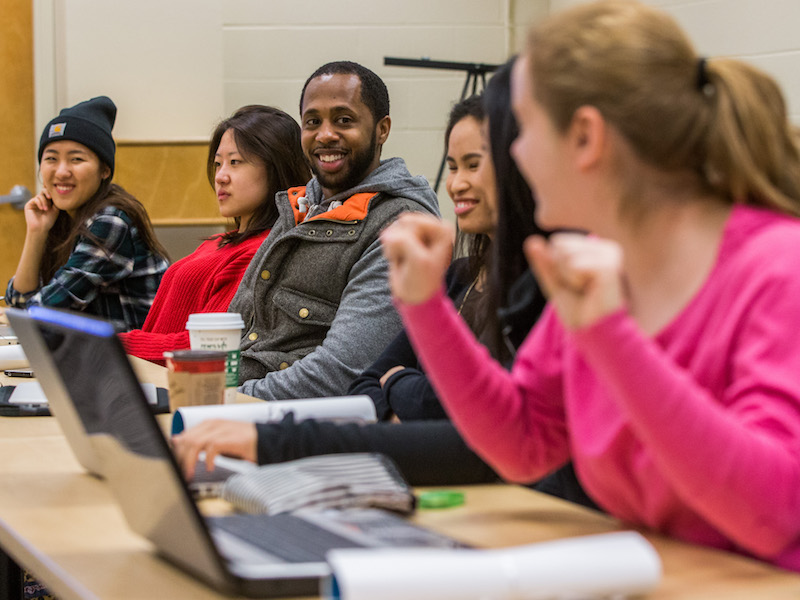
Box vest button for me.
[248,332,258,341]
[260,270,271,280]
[348,229,356,236]
[298,308,310,319]
[308,230,316,236]
[326,229,334,236]
[279,361,289,370]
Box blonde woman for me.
[382,1,800,571]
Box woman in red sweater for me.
[120,105,310,362]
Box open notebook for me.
[14,306,463,597]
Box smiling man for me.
[228,61,440,401]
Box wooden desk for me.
[2,366,800,598]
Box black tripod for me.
[384,57,500,192]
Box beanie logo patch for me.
[49,123,66,138]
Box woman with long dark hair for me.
[5,96,168,331]
[120,105,310,361]
[346,94,501,421]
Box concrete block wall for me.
[47,0,225,142]
[41,0,547,223]
[218,0,533,218]
[39,0,800,224]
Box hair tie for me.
[696,57,712,94]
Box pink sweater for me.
[120,230,268,362]
[400,205,800,571]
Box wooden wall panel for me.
[0,0,34,291]
[114,142,222,224]
[115,142,227,261]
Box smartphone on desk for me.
[4,368,34,378]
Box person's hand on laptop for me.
[172,419,258,480]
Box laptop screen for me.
[27,306,234,591]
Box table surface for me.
[2,358,800,599]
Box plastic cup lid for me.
[185,312,245,331]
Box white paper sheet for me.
[171,395,377,435]
[324,531,662,600]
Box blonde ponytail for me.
[702,59,800,215]
[527,0,800,216]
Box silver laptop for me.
[6,307,250,496]
[6,307,103,474]
[0,324,17,345]
[21,306,462,597]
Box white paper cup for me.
[186,312,245,403]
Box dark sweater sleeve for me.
[347,328,429,420]
[382,365,449,421]
[256,415,498,486]
[347,259,471,421]
[348,328,448,421]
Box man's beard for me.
[311,132,378,197]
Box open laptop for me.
[0,324,17,345]
[6,307,250,496]
[6,307,103,473]
[20,306,463,597]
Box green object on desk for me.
[418,490,465,509]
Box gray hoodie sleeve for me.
[238,237,402,400]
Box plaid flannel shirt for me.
[5,206,168,332]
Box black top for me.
[256,417,496,486]
[254,264,599,510]
[348,258,479,421]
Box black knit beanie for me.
[38,96,117,176]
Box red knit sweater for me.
[119,230,268,362]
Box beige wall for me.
[41,0,800,135]
[37,0,547,223]
[549,0,800,123]
[217,0,547,215]
[42,0,224,141]
[6,0,547,282]
[29,0,800,188]
[16,0,800,264]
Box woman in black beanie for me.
[4,96,169,331]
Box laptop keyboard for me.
[210,513,363,563]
